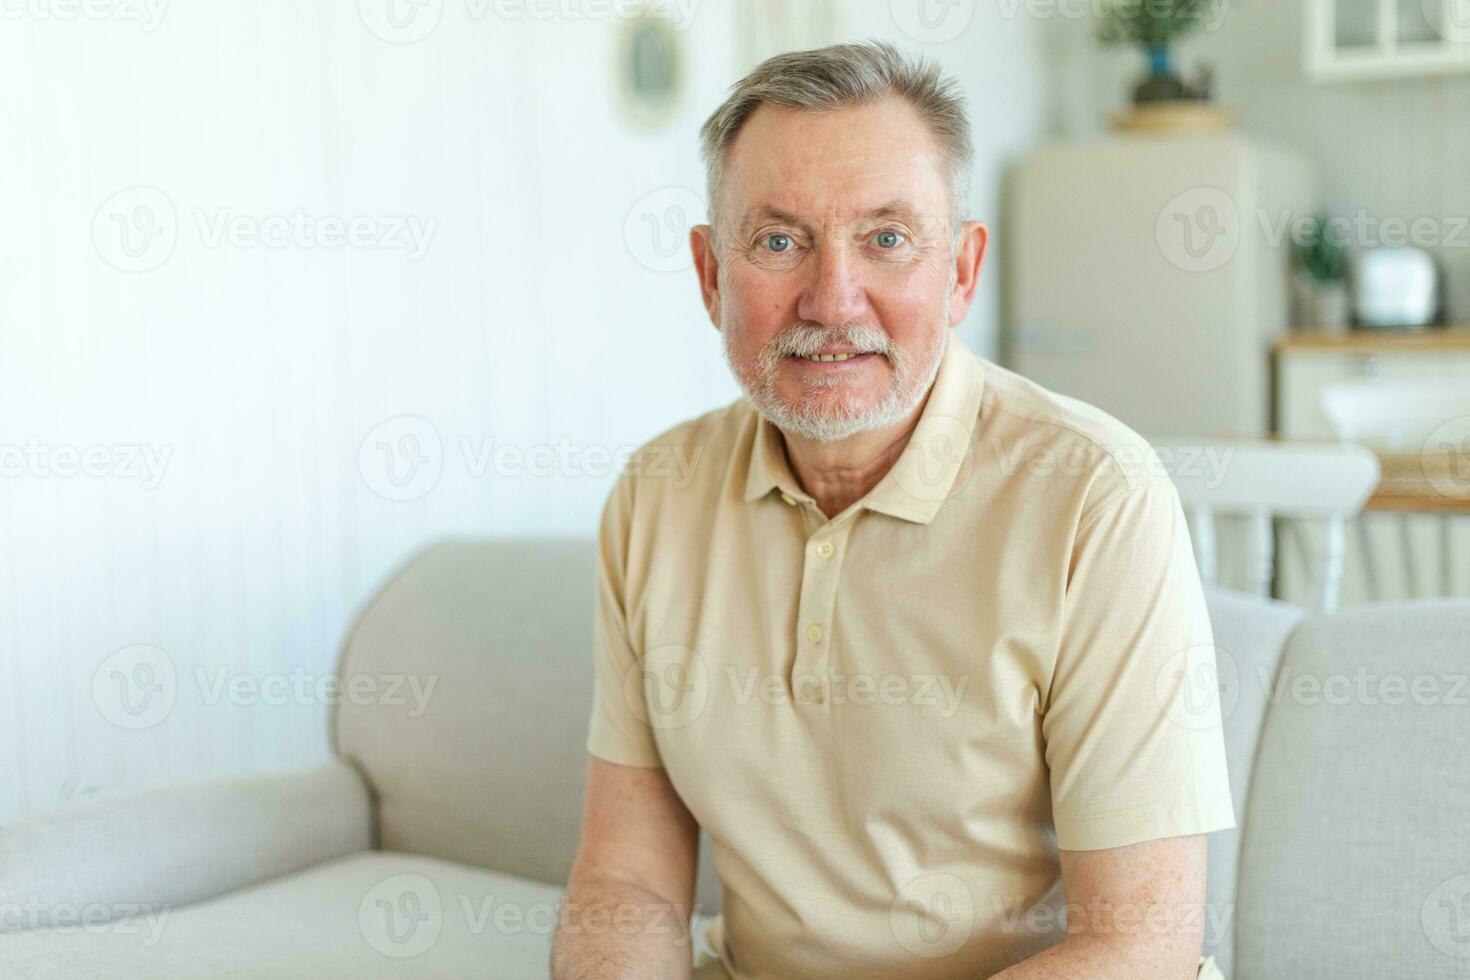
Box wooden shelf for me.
[1274,325,1470,354]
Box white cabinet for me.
[1305,0,1470,81]
[1274,329,1470,605]
[1275,330,1470,438]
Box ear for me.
[690,224,722,328]
[947,221,989,326]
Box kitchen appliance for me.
[1006,135,1314,438]
[1350,246,1441,329]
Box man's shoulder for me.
[974,357,1172,507]
[615,396,754,500]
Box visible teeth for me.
[799,352,861,362]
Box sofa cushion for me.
[1236,599,1470,979]
[0,851,564,979]
[1201,587,1303,979]
[332,538,723,913]
[0,762,371,933]
[335,539,598,892]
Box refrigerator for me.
[1005,134,1316,438]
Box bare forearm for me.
[989,934,1198,979]
[550,871,694,980]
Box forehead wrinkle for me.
[737,197,935,238]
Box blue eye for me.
[765,234,792,253]
[875,230,902,249]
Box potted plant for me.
[1097,0,1214,104]
[1292,215,1350,333]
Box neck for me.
[779,388,934,519]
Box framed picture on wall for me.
[616,5,685,131]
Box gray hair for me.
[698,40,973,245]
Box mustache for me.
[766,323,894,359]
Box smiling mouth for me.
[788,351,878,364]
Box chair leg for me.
[1440,514,1455,598]
[1398,516,1420,598]
[1319,518,1347,614]
[1356,516,1380,602]
[1192,504,1218,591]
[1247,510,1273,600]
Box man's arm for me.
[551,756,701,980]
[990,834,1207,979]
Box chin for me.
[764,386,906,443]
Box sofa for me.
[2,538,1467,978]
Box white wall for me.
[0,0,1047,819]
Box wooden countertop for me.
[1367,451,1470,513]
[1275,325,1470,354]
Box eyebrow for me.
[736,199,925,235]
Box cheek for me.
[871,277,948,340]
[726,267,796,338]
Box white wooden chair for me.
[1150,438,1381,613]
[1321,380,1470,599]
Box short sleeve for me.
[1042,479,1235,851]
[585,475,664,768]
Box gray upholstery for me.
[332,538,722,913]
[6,538,1468,979]
[0,762,369,932]
[1201,588,1305,979]
[0,851,563,979]
[1236,600,1470,979]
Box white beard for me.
[723,319,948,444]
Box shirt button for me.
[805,623,824,644]
[780,493,798,506]
[815,540,834,558]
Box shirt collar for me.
[742,331,986,525]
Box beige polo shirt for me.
[586,331,1235,979]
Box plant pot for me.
[1294,276,1350,333]
[1134,44,1187,104]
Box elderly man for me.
[552,41,1233,980]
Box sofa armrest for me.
[0,761,371,931]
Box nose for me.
[796,243,868,329]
